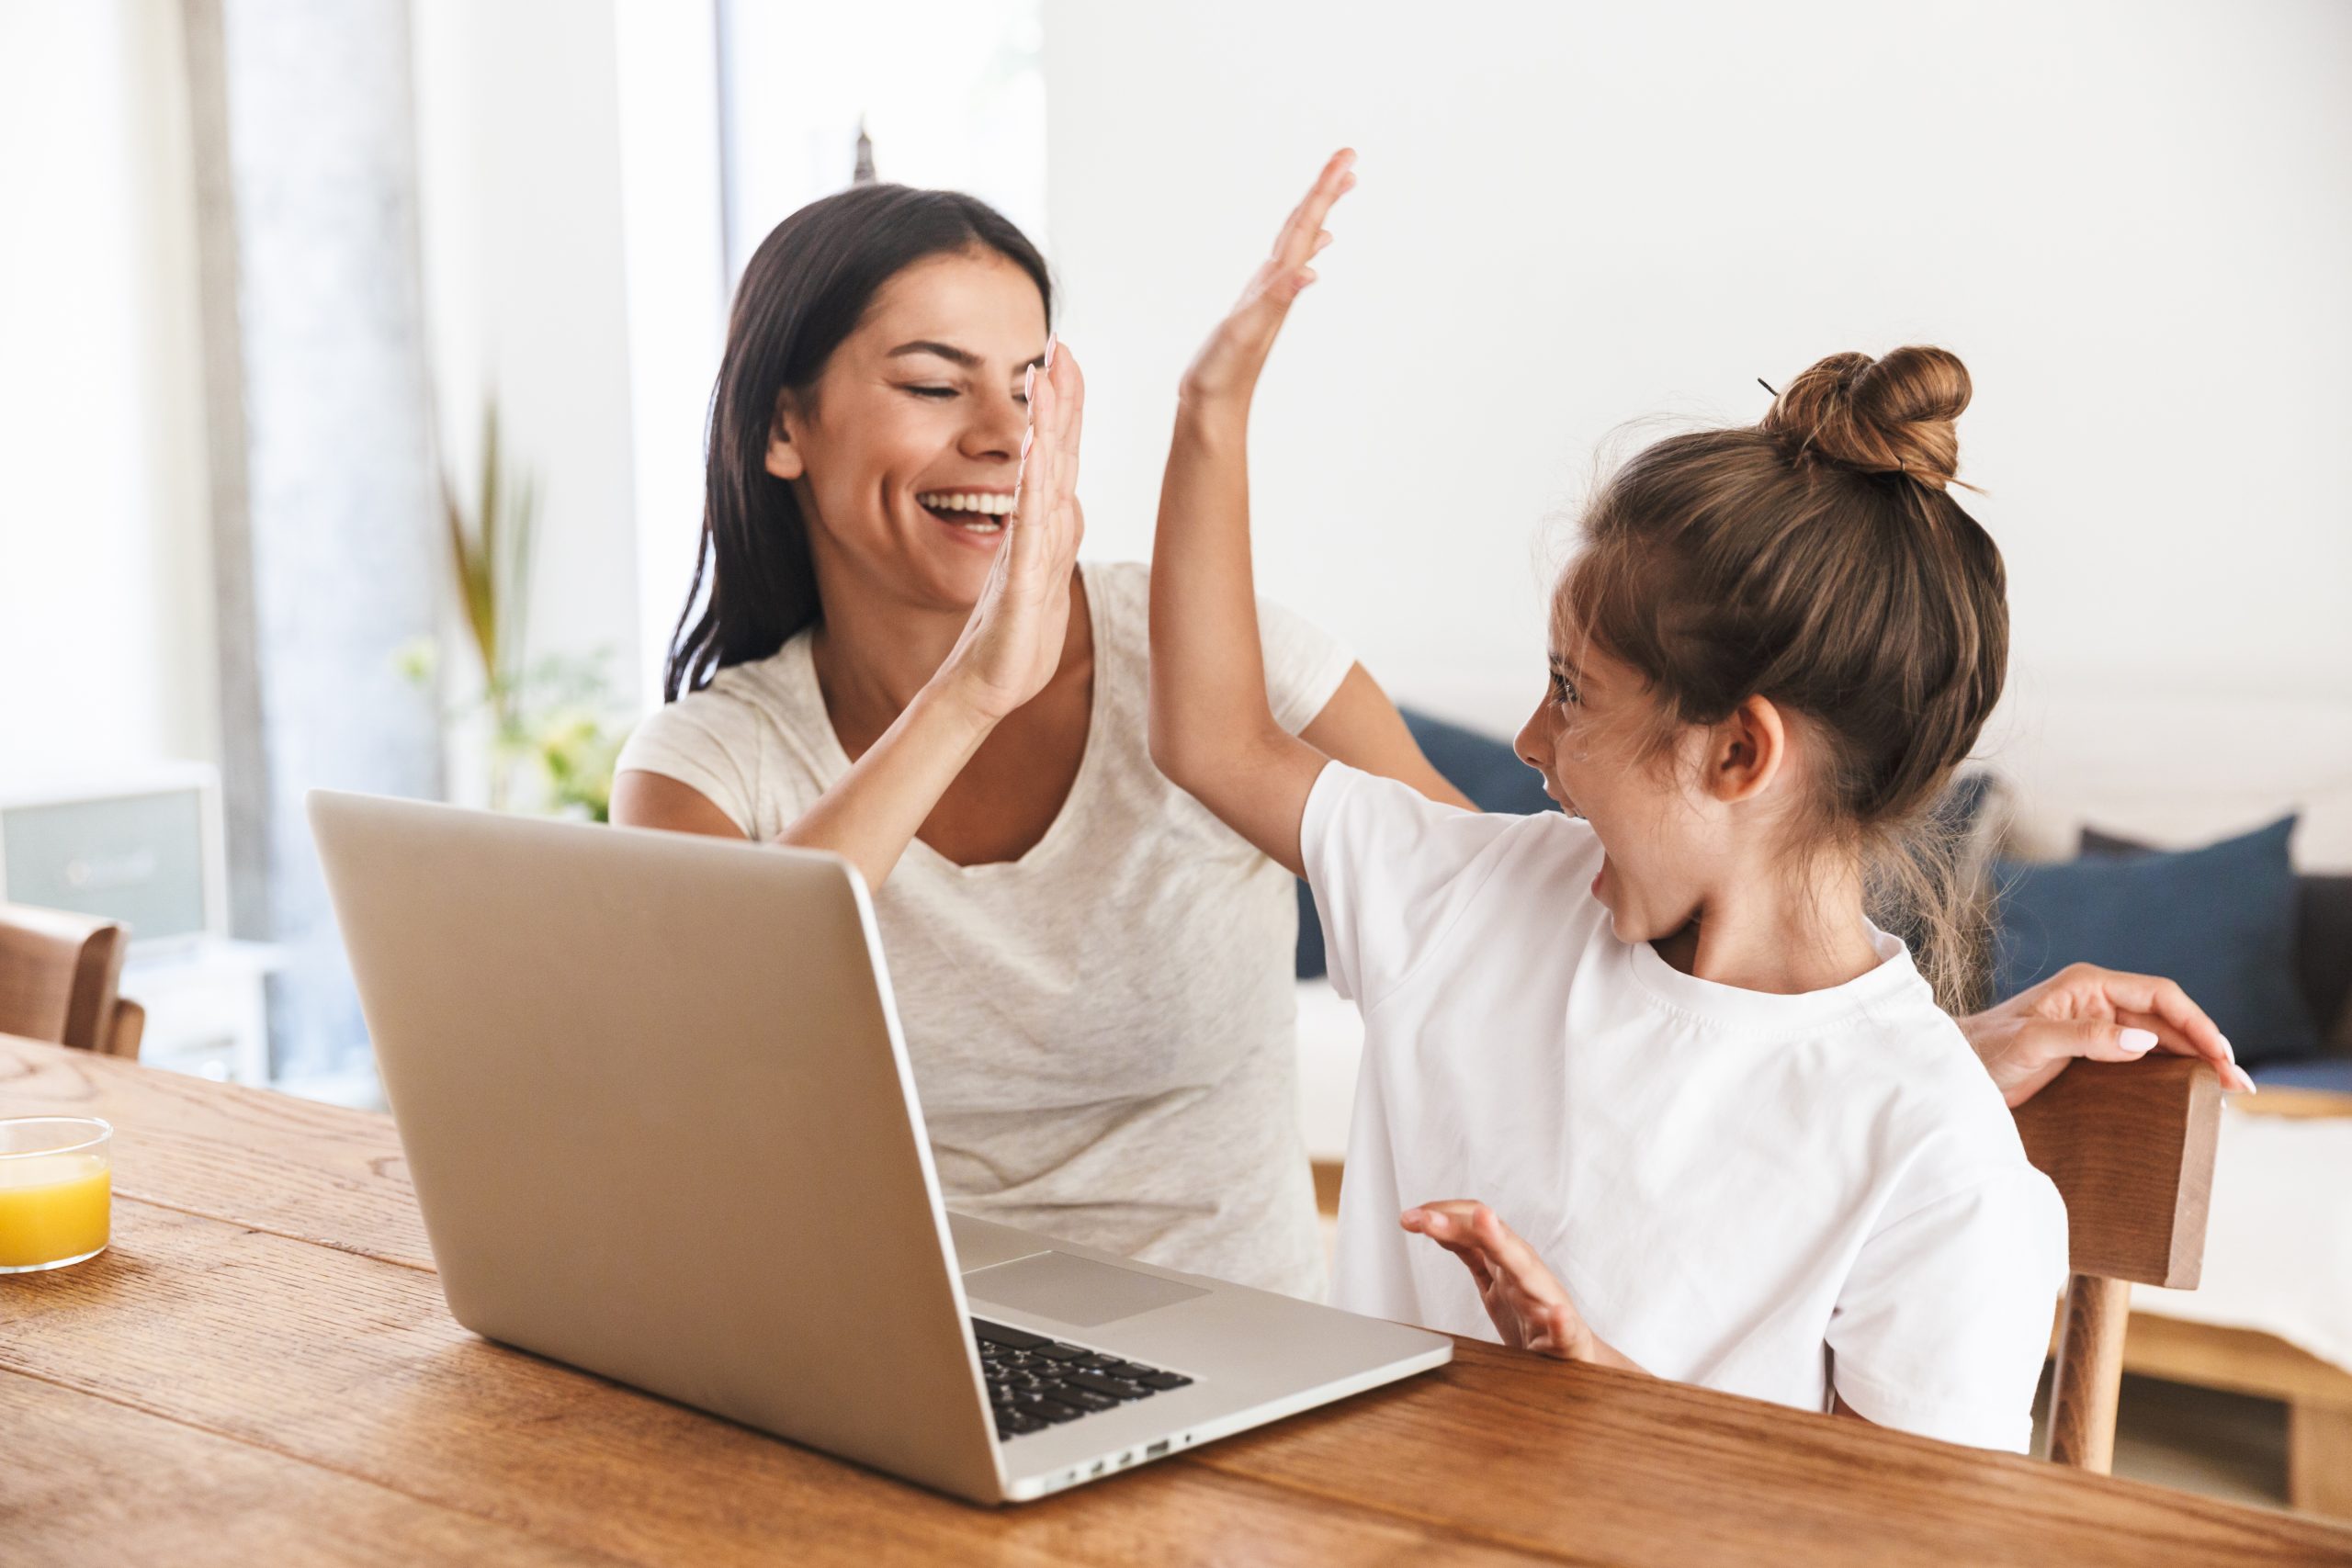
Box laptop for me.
[307,790,1451,1504]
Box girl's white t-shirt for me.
[615,561,1353,1298]
[1303,760,2069,1451]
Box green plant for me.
[400,400,629,818]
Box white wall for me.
[1041,0,2352,774]
[410,0,642,721]
[613,0,728,708]
[0,0,214,780]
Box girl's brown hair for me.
[1561,346,2006,1010]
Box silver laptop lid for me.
[308,790,1002,1501]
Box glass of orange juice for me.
[0,1117,112,1273]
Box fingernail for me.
[1044,332,1057,369]
[1024,365,1035,399]
[2218,1034,2236,1062]
[2120,1027,2157,1054]
[1020,426,1033,457]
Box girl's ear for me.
[1708,694,1788,804]
[764,389,806,481]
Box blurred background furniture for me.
[0,902,142,1056]
[0,765,285,1085]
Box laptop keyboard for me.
[972,1317,1193,1440]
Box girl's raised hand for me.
[943,342,1088,721]
[1178,149,1357,411]
[1402,1201,1595,1361]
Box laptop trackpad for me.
[963,1250,1208,1328]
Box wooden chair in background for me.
[0,903,144,1058]
[2013,1055,2222,1473]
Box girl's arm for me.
[1149,151,1361,877]
[616,349,1089,892]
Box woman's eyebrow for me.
[885,340,1048,374]
[885,340,978,367]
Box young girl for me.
[1146,151,2067,1451]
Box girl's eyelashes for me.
[1548,671,1582,707]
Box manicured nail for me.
[1044,332,1057,369]
[1020,426,1033,458]
[2119,1028,2157,1054]
[2218,1034,2236,1061]
[1024,365,1035,399]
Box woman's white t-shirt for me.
[1303,760,2069,1451]
[615,561,1353,1298]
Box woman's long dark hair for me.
[664,186,1052,700]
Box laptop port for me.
[1146,1439,1170,1458]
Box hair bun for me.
[1762,346,1971,491]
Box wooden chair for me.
[0,903,144,1058]
[2013,1055,2222,1472]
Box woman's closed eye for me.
[899,382,1032,407]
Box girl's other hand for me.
[942,343,1088,721]
[1177,149,1357,412]
[1402,1201,1595,1361]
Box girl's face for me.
[1514,617,1733,946]
[768,248,1049,613]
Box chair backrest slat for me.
[0,903,130,1053]
[2012,1055,2220,1290]
[2012,1055,2222,1472]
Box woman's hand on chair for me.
[1177,149,1357,414]
[1961,962,2253,1106]
[941,344,1088,723]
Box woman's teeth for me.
[916,491,1013,534]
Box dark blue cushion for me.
[2249,1058,2352,1094]
[1295,707,1554,979]
[1992,816,2320,1066]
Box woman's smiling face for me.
[768,247,1049,612]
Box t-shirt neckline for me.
[1618,921,1922,1035]
[785,564,1110,879]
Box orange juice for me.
[0,1150,111,1269]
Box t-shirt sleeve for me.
[614,694,763,837]
[1257,592,1355,736]
[1298,760,1519,1012]
[1826,1165,2070,1451]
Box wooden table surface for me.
[5,1034,2347,1568]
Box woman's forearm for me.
[776,673,999,891]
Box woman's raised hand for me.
[944,342,1088,721]
[1402,1201,1597,1361]
[1178,149,1358,412]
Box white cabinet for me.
[119,940,288,1087]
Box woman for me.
[614,179,2247,1299]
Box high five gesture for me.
[1150,152,1363,877]
[1179,150,1357,412]
[944,341,1089,720]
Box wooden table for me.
[5,1035,2347,1567]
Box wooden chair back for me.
[0,903,141,1058]
[2013,1055,2222,1472]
